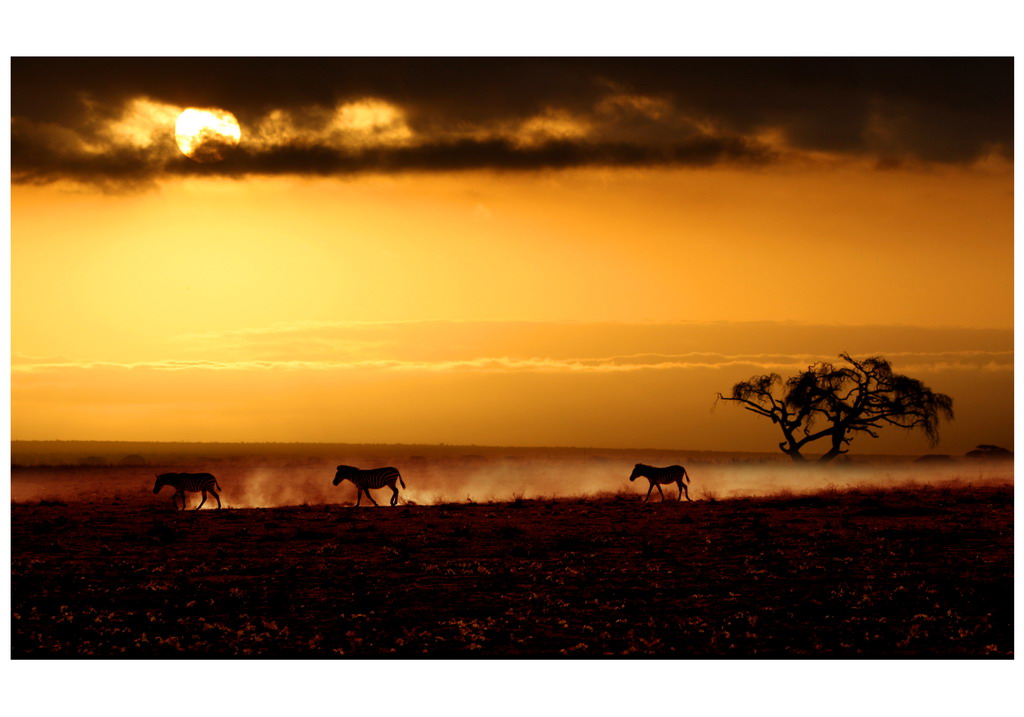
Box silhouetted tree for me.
[965,444,1013,461]
[717,353,954,462]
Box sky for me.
[9,57,1014,454]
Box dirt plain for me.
[11,480,1013,658]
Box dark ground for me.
[11,487,1013,658]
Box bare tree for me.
[717,353,954,462]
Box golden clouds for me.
[11,97,185,166]
[11,87,775,187]
[331,99,413,145]
[246,94,668,152]
[104,98,183,150]
[250,99,414,150]
[512,109,592,147]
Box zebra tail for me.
[215,478,223,491]
[399,472,406,489]
[683,468,690,484]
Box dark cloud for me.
[12,135,776,189]
[11,57,1013,188]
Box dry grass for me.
[12,483,1012,658]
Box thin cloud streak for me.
[11,352,1013,375]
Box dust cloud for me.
[10,448,1014,508]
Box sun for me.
[174,108,242,163]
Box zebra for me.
[629,463,692,502]
[153,472,222,510]
[333,465,406,506]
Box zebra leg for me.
[365,489,379,507]
[196,490,208,510]
[175,490,186,510]
[645,483,654,502]
[656,484,665,502]
[210,490,221,509]
[355,488,362,507]
[680,482,691,502]
[390,485,399,506]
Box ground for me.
[11,486,1013,658]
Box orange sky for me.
[10,59,1014,455]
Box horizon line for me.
[9,437,982,459]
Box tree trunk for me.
[817,428,847,463]
[779,426,807,462]
[783,446,807,462]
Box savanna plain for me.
[11,442,1013,658]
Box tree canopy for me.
[718,353,954,462]
[965,444,1013,461]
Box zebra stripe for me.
[153,472,222,510]
[628,463,692,502]
[333,465,406,506]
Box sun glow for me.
[174,108,242,162]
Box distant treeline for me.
[8,440,964,469]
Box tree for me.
[965,444,1012,461]
[717,353,954,462]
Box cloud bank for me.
[11,58,1012,188]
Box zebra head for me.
[153,474,168,493]
[629,464,647,482]
[333,465,352,486]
